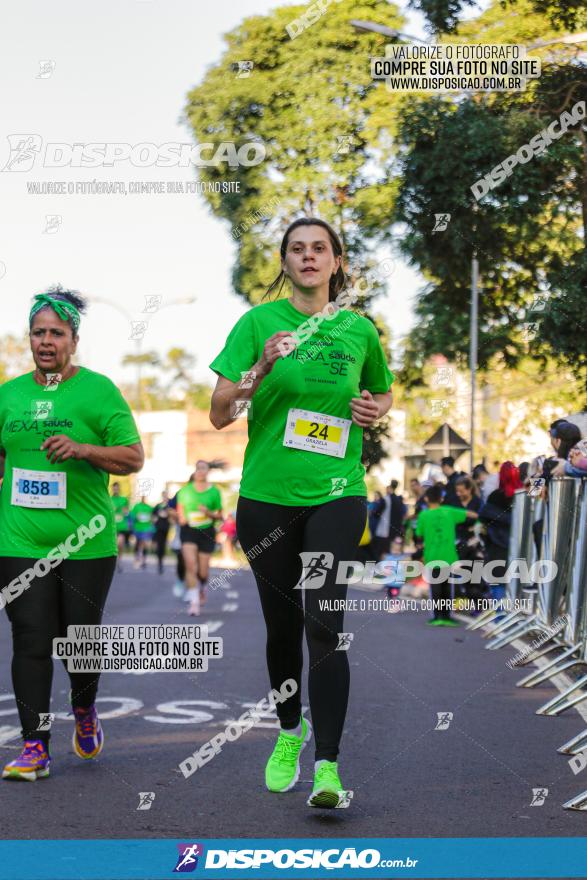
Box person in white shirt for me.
[472,463,499,503]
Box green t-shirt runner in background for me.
[0,367,140,559]
[209,299,394,507]
[177,483,222,529]
[111,495,129,533]
[415,506,468,567]
[130,502,155,535]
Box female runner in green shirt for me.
[0,287,144,781]
[177,460,223,616]
[210,218,394,808]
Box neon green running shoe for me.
[307,760,344,809]
[439,618,461,627]
[265,717,312,793]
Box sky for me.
[0,0,486,386]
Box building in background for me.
[369,409,407,491]
[129,409,248,503]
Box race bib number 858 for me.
[11,467,67,509]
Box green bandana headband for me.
[29,294,81,333]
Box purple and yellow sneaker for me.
[2,740,51,781]
[72,705,104,760]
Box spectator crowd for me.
[366,416,587,626]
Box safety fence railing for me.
[466,477,587,811]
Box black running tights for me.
[236,496,366,762]
[1,556,116,744]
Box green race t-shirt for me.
[111,495,129,533]
[0,367,140,559]
[177,483,222,529]
[131,501,154,534]
[415,506,468,566]
[209,299,394,506]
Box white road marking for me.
[0,726,21,746]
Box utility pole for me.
[470,253,479,472]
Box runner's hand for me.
[40,434,86,463]
[350,390,379,427]
[258,332,296,375]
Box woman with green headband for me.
[0,285,144,781]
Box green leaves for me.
[410,0,586,34]
[181,0,586,420]
[184,0,404,304]
[390,16,586,384]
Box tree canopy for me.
[411,0,586,33]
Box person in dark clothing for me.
[388,480,407,542]
[546,421,582,476]
[372,480,407,560]
[167,489,186,595]
[441,456,466,507]
[479,461,522,614]
[410,478,428,516]
[454,476,483,604]
[368,491,383,538]
[531,420,582,553]
[152,490,171,574]
[454,476,482,552]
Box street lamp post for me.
[470,254,479,472]
[90,297,141,406]
[89,296,196,414]
[349,20,428,43]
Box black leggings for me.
[1,556,116,745]
[429,566,454,620]
[175,550,186,581]
[236,495,366,762]
[154,529,169,563]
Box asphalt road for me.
[0,556,586,844]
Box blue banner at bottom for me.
[1,837,586,879]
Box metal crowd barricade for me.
[522,478,587,690]
[467,489,535,633]
[514,479,583,692]
[535,478,587,716]
[483,491,548,650]
[557,478,587,811]
[537,478,581,627]
[470,475,587,810]
[486,479,581,652]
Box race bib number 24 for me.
[283,408,351,459]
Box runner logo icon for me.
[530,787,548,806]
[435,712,453,730]
[37,712,54,731]
[329,477,348,496]
[45,373,62,390]
[2,134,42,171]
[432,213,451,232]
[295,551,334,589]
[173,843,204,872]
[137,791,156,810]
[32,400,53,418]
